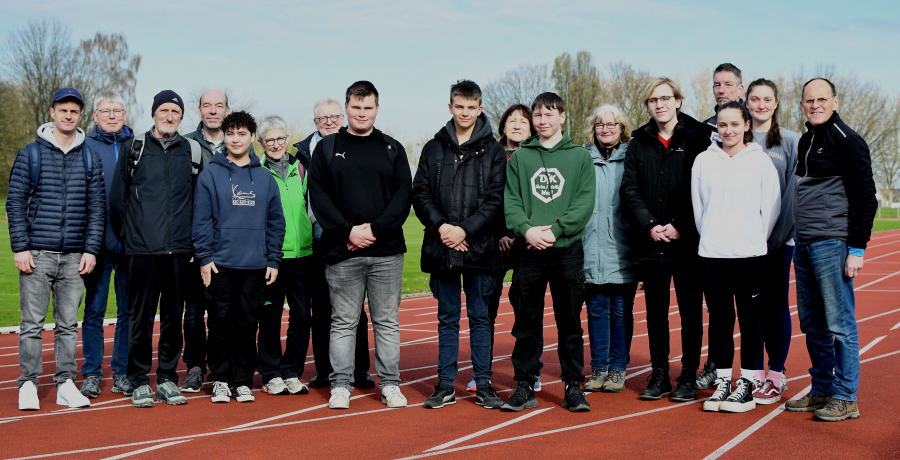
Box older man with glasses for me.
[294,98,375,389]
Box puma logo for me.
[335,152,346,159]
[751,293,759,298]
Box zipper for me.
[165,144,172,253]
[60,152,67,251]
[802,132,814,180]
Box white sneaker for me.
[533,376,542,392]
[234,385,255,403]
[285,378,309,395]
[263,377,289,395]
[211,381,231,403]
[56,379,90,408]
[329,387,351,409]
[381,385,407,408]
[19,381,39,410]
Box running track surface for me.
[2,230,900,459]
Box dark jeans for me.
[257,257,313,381]
[206,267,266,387]
[586,282,639,372]
[309,247,371,379]
[510,241,586,385]
[126,255,190,388]
[182,261,208,373]
[431,272,494,387]
[640,256,704,371]
[702,256,765,372]
[757,245,794,373]
[81,252,128,379]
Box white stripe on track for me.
[424,408,552,452]
[99,439,193,460]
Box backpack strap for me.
[185,138,202,175]
[26,142,41,198]
[128,131,146,179]
[384,137,400,164]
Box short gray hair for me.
[93,89,125,112]
[313,97,342,118]
[257,115,287,139]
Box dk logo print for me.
[530,167,565,203]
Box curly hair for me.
[222,110,256,135]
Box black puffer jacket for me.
[110,131,200,256]
[620,113,710,263]
[412,114,506,274]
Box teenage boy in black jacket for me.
[412,80,507,409]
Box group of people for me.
[9,62,877,424]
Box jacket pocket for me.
[215,227,266,268]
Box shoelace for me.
[646,369,666,385]
[236,386,252,397]
[213,383,230,397]
[711,380,730,400]
[728,379,750,400]
[511,386,529,400]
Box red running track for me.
[2,230,900,459]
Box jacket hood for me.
[519,130,578,153]
[89,125,134,144]
[705,140,763,160]
[437,113,494,149]
[210,150,263,183]
[37,122,85,154]
[588,142,628,163]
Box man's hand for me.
[78,253,96,275]
[662,223,680,241]
[845,254,864,278]
[14,251,35,274]
[499,236,514,256]
[440,225,467,247]
[266,267,279,285]
[348,223,376,250]
[649,225,670,242]
[200,262,218,287]
[525,225,555,250]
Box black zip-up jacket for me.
[110,131,199,256]
[796,112,877,249]
[412,114,506,274]
[620,113,710,263]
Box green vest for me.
[263,155,313,259]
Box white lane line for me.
[864,239,900,249]
[854,269,900,290]
[857,308,900,324]
[226,393,373,430]
[867,249,900,261]
[99,439,193,460]
[859,336,887,355]
[891,320,900,331]
[423,408,553,452]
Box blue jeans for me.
[81,253,128,379]
[586,282,638,372]
[430,273,495,387]
[794,239,860,401]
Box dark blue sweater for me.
[85,125,133,253]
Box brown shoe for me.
[814,398,860,422]
[785,393,832,412]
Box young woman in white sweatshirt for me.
[691,101,781,413]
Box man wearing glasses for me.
[295,98,376,389]
[79,90,134,399]
[785,78,877,422]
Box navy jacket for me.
[192,152,285,270]
[85,125,134,253]
[7,130,105,255]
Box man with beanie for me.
[79,89,134,399]
[110,89,202,408]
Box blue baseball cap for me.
[52,87,84,107]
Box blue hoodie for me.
[192,151,285,270]
[85,125,134,253]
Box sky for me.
[2,0,898,143]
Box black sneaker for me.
[501,383,538,412]
[354,372,376,389]
[308,372,330,389]
[561,382,591,412]
[671,368,698,402]
[719,378,756,413]
[703,377,731,412]
[640,368,671,400]
[423,384,456,409]
[475,384,503,409]
[181,366,204,393]
[696,361,717,390]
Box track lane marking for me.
[423,408,552,452]
[99,439,193,460]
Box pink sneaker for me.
[752,380,782,405]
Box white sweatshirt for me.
[691,142,781,258]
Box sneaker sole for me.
[211,397,230,403]
[671,394,697,402]
[639,391,671,401]
[235,397,255,403]
[153,397,187,406]
[80,391,100,399]
[719,401,756,413]
[753,395,781,405]
[263,387,289,395]
[328,401,349,409]
[381,397,408,408]
[288,387,309,395]
[424,398,456,409]
[561,400,591,412]
[600,385,625,393]
[180,386,202,393]
[132,400,155,408]
[703,401,722,412]
[814,411,860,422]
[475,400,503,409]
[110,387,133,396]
[785,404,826,412]
[501,400,539,412]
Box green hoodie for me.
[504,131,595,248]
[263,154,313,259]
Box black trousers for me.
[126,255,191,388]
[703,256,765,371]
[486,255,516,366]
[510,241,586,385]
[206,267,266,387]
[257,257,313,381]
[640,256,704,371]
[309,248,371,378]
[182,260,207,372]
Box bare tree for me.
[76,33,142,122]
[552,51,601,146]
[598,61,654,131]
[0,80,31,192]
[686,68,715,121]
[482,64,552,132]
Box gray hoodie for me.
[37,122,85,154]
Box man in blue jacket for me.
[79,89,134,399]
[7,88,104,411]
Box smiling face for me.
[594,111,623,148]
[50,100,83,135]
[504,110,531,145]
[225,124,254,157]
[746,84,778,126]
[259,128,287,160]
[198,90,230,131]
[717,107,750,150]
[803,79,839,126]
[532,105,565,140]
[92,99,126,133]
[314,102,344,137]
[713,71,744,106]
[345,95,378,135]
[449,96,482,131]
[646,83,681,126]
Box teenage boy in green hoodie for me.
[501,92,595,412]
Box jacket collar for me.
[588,142,628,163]
[805,111,841,133]
[89,125,134,144]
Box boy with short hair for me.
[412,80,507,409]
[192,111,285,404]
[502,92,596,412]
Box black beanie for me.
[151,90,185,118]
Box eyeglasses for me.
[263,136,288,146]
[594,122,620,130]
[96,109,124,117]
[647,96,674,106]
[802,96,833,107]
[314,115,342,124]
